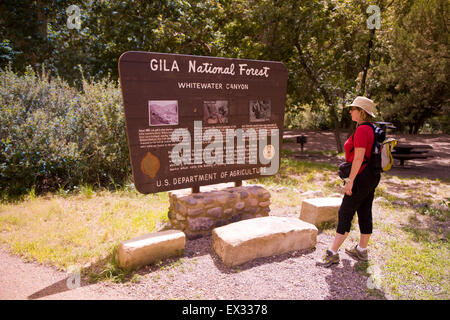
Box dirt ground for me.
[283,130,450,180]
[0,130,448,300]
[0,233,380,300]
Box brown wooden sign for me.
[118,51,287,194]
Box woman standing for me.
[318,96,381,267]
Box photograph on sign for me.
[203,100,229,124]
[148,100,179,126]
[249,100,271,122]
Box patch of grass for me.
[401,226,432,243]
[0,190,169,278]
[353,261,371,276]
[282,157,337,172]
[352,261,386,299]
[27,187,37,201]
[253,174,299,188]
[130,273,142,283]
[251,158,336,188]
[382,239,450,300]
[370,191,449,300]
[374,185,405,203]
[0,214,23,227]
[56,187,71,198]
[79,184,94,199]
[268,187,303,208]
[377,221,395,235]
[88,248,133,283]
[304,150,343,157]
[416,200,450,222]
[281,149,295,157]
[324,178,343,191]
[317,220,337,231]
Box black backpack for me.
[362,122,385,174]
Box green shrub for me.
[0,66,130,198]
[284,102,333,130]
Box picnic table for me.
[392,143,434,166]
[375,121,396,131]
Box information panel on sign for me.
[119,51,287,194]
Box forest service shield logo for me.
[140,152,160,179]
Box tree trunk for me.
[331,109,344,153]
[294,42,343,153]
[323,93,343,153]
[340,102,352,130]
[359,29,376,97]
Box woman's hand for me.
[345,180,353,196]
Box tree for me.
[0,1,68,72]
[232,0,383,151]
[375,0,449,133]
[1,1,232,84]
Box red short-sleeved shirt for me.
[344,124,374,174]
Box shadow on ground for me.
[27,274,92,300]
[323,259,387,300]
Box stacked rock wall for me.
[168,185,271,239]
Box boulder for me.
[299,197,342,227]
[212,216,317,267]
[118,230,185,270]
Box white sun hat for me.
[346,96,376,118]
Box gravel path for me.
[0,228,383,300]
[0,245,133,300]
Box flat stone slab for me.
[299,197,342,227]
[118,230,185,270]
[212,216,318,267]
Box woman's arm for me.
[345,147,366,196]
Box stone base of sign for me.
[117,230,185,270]
[168,185,271,239]
[212,216,318,267]
[299,197,342,227]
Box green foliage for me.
[416,200,450,222]
[1,0,448,140]
[0,1,65,73]
[88,246,133,284]
[0,67,130,197]
[374,0,449,133]
[284,102,333,130]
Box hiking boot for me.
[345,245,369,261]
[317,250,340,267]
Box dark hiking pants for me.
[336,166,381,235]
